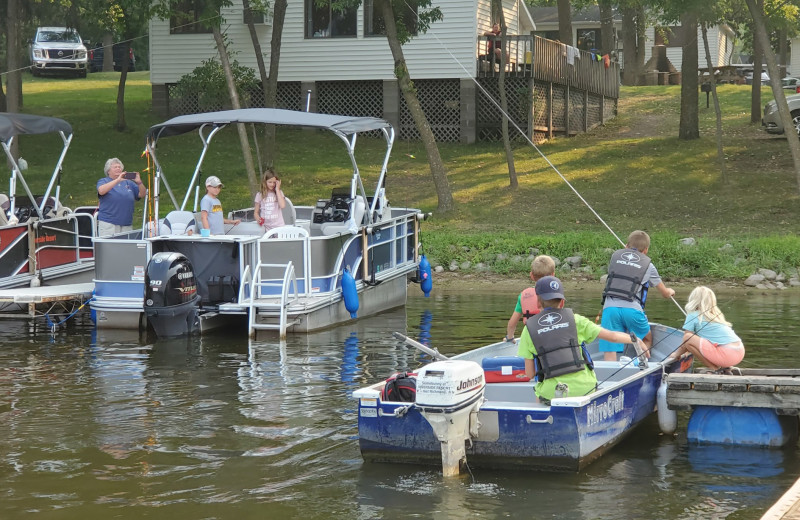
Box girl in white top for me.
[254,168,286,231]
[669,286,745,373]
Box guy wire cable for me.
[418,20,688,317]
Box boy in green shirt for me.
[516,276,647,402]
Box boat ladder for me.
[240,262,301,338]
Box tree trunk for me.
[102,32,114,72]
[495,3,516,188]
[598,0,614,56]
[6,0,21,113]
[115,40,132,131]
[679,12,699,140]
[243,0,271,175]
[778,29,787,79]
[750,0,763,124]
[212,27,259,191]
[0,53,6,112]
[557,0,573,46]
[620,7,639,85]
[744,0,800,194]
[6,0,21,160]
[380,0,453,213]
[265,0,287,169]
[701,23,725,182]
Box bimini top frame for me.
[0,112,73,221]
[144,108,396,227]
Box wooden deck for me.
[762,477,800,520]
[0,282,94,318]
[667,369,800,414]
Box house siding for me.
[642,26,728,73]
[150,0,524,85]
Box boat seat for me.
[34,196,59,219]
[266,225,309,239]
[320,196,366,236]
[282,196,296,226]
[0,194,8,226]
[161,210,197,235]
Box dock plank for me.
[761,476,800,520]
[667,372,800,410]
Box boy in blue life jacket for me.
[516,276,646,402]
[503,255,556,343]
[599,230,675,361]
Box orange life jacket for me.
[521,287,539,324]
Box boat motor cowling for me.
[415,360,485,477]
[144,252,200,337]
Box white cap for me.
[205,175,223,187]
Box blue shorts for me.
[598,307,651,352]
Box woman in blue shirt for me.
[96,158,145,237]
[669,286,744,373]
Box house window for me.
[576,29,600,51]
[306,0,357,38]
[364,0,418,37]
[654,26,685,48]
[170,0,213,34]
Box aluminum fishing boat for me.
[353,323,692,474]
[0,112,96,290]
[91,108,426,337]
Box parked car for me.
[89,43,136,72]
[762,93,800,136]
[29,26,88,78]
[782,77,800,94]
[745,71,769,86]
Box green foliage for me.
[421,231,800,281]
[173,58,259,111]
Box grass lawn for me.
[8,71,800,279]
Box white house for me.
[149,0,534,96]
[148,0,624,142]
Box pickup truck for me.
[89,43,136,73]
[29,26,88,78]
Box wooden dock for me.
[762,477,800,520]
[0,283,94,319]
[667,369,800,414]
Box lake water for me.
[1,285,799,519]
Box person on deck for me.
[503,255,556,343]
[483,23,504,65]
[668,286,745,374]
[517,275,647,402]
[96,157,146,237]
[598,230,675,361]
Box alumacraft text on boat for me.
[586,391,624,426]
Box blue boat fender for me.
[342,267,359,318]
[419,255,432,297]
[657,379,677,434]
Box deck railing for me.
[478,35,619,99]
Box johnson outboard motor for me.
[144,252,200,337]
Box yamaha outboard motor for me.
[144,252,200,337]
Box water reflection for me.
[2,290,800,518]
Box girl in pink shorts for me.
[669,286,745,372]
